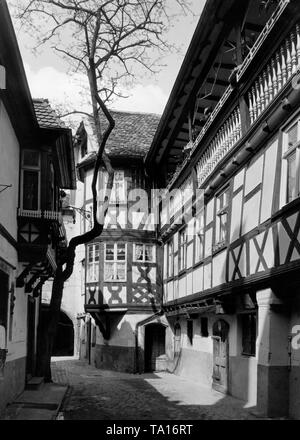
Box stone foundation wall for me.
[94,344,136,373]
[0,356,26,416]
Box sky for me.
[8,0,206,116]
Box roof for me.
[33,98,66,129]
[78,110,161,167]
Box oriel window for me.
[104,242,127,281]
[21,150,40,210]
[86,243,100,282]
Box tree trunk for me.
[36,265,65,382]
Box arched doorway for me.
[212,319,229,394]
[41,305,74,356]
[144,323,166,372]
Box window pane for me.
[88,245,93,263]
[145,245,153,261]
[105,244,114,260]
[116,263,126,280]
[23,150,39,167]
[94,244,100,261]
[23,170,39,210]
[117,243,126,260]
[287,123,298,148]
[104,262,114,280]
[287,151,297,203]
[135,244,144,261]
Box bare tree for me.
[11,0,192,381]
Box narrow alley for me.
[51,358,262,420]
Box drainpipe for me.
[134,310,164,374]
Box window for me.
[104,242,127,281]
[195,210,205,262]
[200,317,209,337]
[187,320,193,345]
[215,188,229,246]
[167,240,174,278]
[21,150,40,210]
[174,323,181,355]
[86,243,100,282]
[179,228,187,271]
[283,120,300,204]
[103,170,126,203]
[241,313,257,356]
[133,244,155,262]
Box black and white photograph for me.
[0,0,299,427]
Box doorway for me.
[144,323,166,372]
[40,305,74,357]
[212,319,229,394]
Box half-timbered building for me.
[145,0,300,419]
[0,1,75,413]
[75,111,166,373]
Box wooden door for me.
[144,324,165,372]
[212,319,229,394]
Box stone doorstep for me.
[25,376,44,391]
[3,384,68,420]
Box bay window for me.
[87,243,100,282]
[103,170,126,203]
[104,242,127,281]
[21,150,40,210]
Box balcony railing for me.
[236,0,290,82]
[196,107,242,187]
[166,0,292,191]
[248,23,300,125]
[18,208,63,222]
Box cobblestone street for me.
[51,358,262,420]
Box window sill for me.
[104,280,127,283]
[241,352,256,358]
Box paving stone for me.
[51,358,267,420]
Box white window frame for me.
[20,149,41,211]
[215,187,229,246]
[86,243,100,283]
[195,209,205,263]
[104,242,127,282]
[167,239,174,278]
[133,243,155,263]
[179,228,187,272]
[281,118,300,205]
[102,170,126,203]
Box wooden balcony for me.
[165,1,297,191]
[248,23,300,125]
